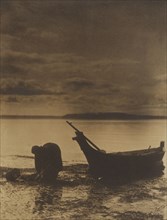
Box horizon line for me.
[0,112,167,119]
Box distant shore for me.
[1,112,167,120]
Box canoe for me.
[73,131,165,178]
[67,122,165,179]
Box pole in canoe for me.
[66,121,102,152]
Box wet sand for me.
[0,164,167,220]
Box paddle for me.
[66,121,103,152]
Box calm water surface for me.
[1,119,166,167]
[0,119,167,220]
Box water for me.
[0,119,167,219]
[1,119,166,167]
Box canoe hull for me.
[73,132,165,178]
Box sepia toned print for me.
[1,0,166,219]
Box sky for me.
[1,0,166,116]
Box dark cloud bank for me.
[1,0,166,116]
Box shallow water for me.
[0,119,167,219]
[1,165,167,220]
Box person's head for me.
[31,145,41,154]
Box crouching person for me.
[32,143,63,183]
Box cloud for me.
[1,49,86,78]
[2,0,165,58]
[2,50,45,64]
[1,1,166,116]
[65,78,95,91]
[0,79,54,96]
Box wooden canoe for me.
[73,131,165,178]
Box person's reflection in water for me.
[33,185,63,215]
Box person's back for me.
[32,143,63,183]
[42,143,63,182]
